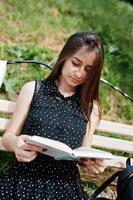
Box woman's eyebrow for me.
[73,56,82,63]
[73,57,94,67]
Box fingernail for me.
[42,148,47,152]
[90,158,96,161]
[80,158,88,162]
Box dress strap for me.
[35,80,42,95]
[31,80,42,105]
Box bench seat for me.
[0,99,133,168]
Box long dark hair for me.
[46,32,104,120]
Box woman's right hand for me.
[80,158,107,174]
[13,135,44,162]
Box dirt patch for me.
[38,28,69,52]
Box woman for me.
[1,32,105,200]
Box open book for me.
[27,136,114,161]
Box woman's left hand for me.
[80,158,107,174]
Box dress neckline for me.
[53,80,76,99]
[43,79,80,101]
[52,81,77,100]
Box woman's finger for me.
[19,135,47,152]
[86,164,100,174]
[94,159,106,167]
[82,159,106,173]
[83,159,107,169]
[16,149,37,159]
[24,144,46,153]
[16,153,37,162]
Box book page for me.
[27,136,73,159]
[73,146,114,160]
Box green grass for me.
[0,0,133,97]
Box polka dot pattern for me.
[0,79,88,200]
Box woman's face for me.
[60,47,96,88]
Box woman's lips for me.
[70,76,81,83]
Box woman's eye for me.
[85,66,94,72]
[85,67,90,72]
[72,61,80,66]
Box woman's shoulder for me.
[17,81,36,105]
[11,81,36,115]
[21,81,36,95]
[20,80,47,101]
[20,79,53,98]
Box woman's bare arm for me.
[2,81,35,151]
[81,101,106,174]
[2,81,43,162]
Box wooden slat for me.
[0,99,133,169]
[92,135,133,153]
[0,99,16,114]
[0,137,6,151]
[97,119,133,137]
[0,118,10,131]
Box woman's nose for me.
[74,68,84,79]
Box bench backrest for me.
[0,99,133,168]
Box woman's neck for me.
[55,77,76,97]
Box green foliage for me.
[0,153,15,177]
[0,44,54,94]
[82,180,98,196]
[103,41,133,96]
[0,0,133,98]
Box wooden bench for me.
[0,99,133,168]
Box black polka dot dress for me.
[0,79,89,200]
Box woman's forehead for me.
[71,47,97,64]
[74,47,95,56]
